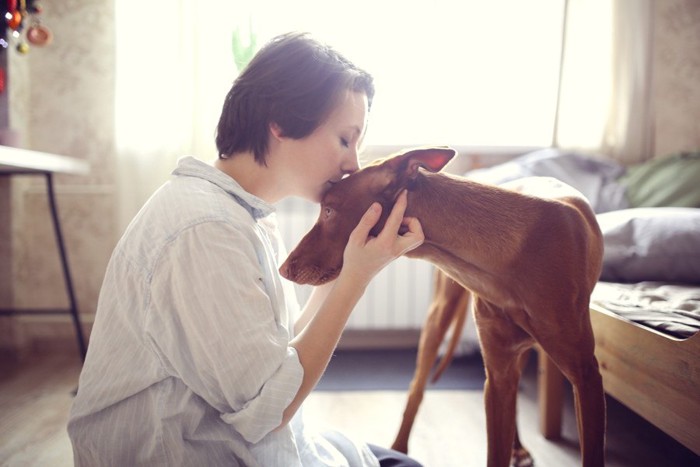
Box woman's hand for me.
[282,190,422,429]
[340,190,424,288]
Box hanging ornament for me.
[7,10,22,30]
[26,22,50,45]
[2,0,53,54]
[6,0,18,15]
[27,1,41,14]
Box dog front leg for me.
[512,350,534,467]
[475,302,532,467]
[483,362,520,467]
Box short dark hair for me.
[215,32,375,164]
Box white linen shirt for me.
[67,157,378,467]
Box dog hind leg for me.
[534,306,606,467]
[392,270,468,453]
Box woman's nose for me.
[341,150,360,174]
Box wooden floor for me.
[0,350,697,466]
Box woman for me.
[68,32,424,466]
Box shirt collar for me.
[172,156,275,219]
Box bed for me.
[538,282,700,455]
[466,149,700,455]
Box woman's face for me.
[275,90,369,202]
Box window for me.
[240,0,566,148]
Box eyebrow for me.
[348,125,362,136]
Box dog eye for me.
[324,207,333,218]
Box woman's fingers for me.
[348,202,382,244]
[377,190,424,254]
[377,190,408,241]
[352,190,425,256]
[396,216,424,256]
[341,191,424,287]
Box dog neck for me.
[403,171,528,298]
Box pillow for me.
[619,152,700,208]
[466,148,628,213]
[598,207,700,284]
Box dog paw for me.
[511,447,534,467]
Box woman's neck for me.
[214,152,282,203]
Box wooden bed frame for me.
[537,303,700,455]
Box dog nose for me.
[279,258,295,280]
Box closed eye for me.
[340,137,349,148]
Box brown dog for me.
[399,268,533,466]
[280,147,605,467]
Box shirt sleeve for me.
[144,220,303,443]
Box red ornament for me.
[8,10,22,30]
[26,24,51,46]
[29,4,42,14]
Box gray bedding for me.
[469,149,700,339]
[592,281,700,339]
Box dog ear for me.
[391,146,457,180]
[378,147,457,203]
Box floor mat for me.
[316,348,485,391]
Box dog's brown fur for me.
[280,147,606,467]
[402,269,533,467]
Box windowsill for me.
[361,144,548,175]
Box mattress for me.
[592,281,700,339]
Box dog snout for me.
[279,257,296,281]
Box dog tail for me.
[431,303,467,383]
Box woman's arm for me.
[280,190,423,428]
[294,281,334,336]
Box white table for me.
[0,145,89,360]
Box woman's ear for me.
[269,122,284,140]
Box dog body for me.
[280,147,605,467]
[394,270,536,467]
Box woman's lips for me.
[324,178,341,191]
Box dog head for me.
[279,146,456,285]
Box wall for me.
[653,0,700,157]
[1,0,116,353]
[1,0,699,352]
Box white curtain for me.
[555,0,655,165]
[114,1,242,231]
[114,1,568,231]
[114,0,656,231]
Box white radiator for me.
[275,196,434,330]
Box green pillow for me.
[620,152,700,208]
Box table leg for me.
[45,173,87,361]
[538,347,565,439]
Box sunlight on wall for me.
[115,2,237,157]
[115,0,566,163]
[245,0,566,147]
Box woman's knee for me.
[368,444,423,467]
